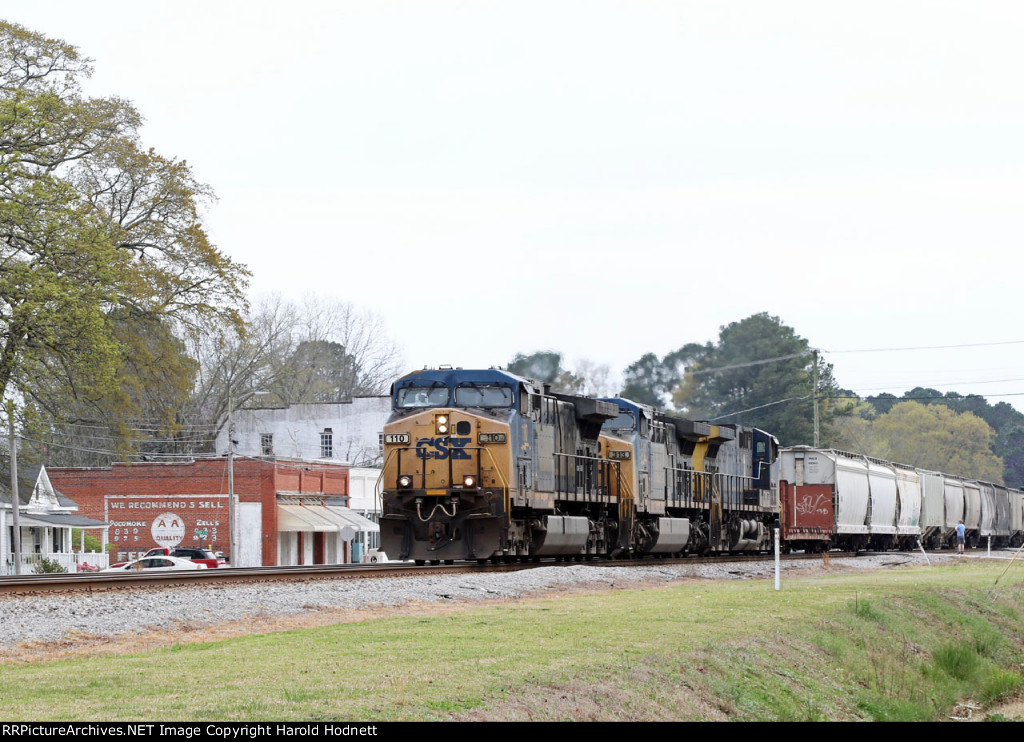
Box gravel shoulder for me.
[0,553,958,664]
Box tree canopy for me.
[856,402,1004,483]
[619,348,694,407]
[0,21,248,444]
[864,387,1024,486]
[669,313,842,445]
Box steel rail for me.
[0,551,892,597]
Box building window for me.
[321,428,333,458]
[261,433,274,456]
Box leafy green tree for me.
[0,21,248,443]
[670,313,842,445]
[868,387,1024,486]
[867,392,900,416]
[23,309,199,466]
[870,402,1003,482]
[829,397,882,456]
[619,346,701,407]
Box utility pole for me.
[7,400,22,575]
[812,349,820,447]
[228,385,237,567]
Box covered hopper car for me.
[779,446,1024,551]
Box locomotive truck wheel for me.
[415,560,425,566]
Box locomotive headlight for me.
[462,475,477,488]
[435,414,449,435]
[398,475,413,488]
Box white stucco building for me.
[217,397,391,466]
[213,398,392,560]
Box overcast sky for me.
[7,1,1024,409]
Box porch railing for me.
[1,551,110,576]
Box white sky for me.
[7,1,1024,409]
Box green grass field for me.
[2,560,1024,721]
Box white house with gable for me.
[1,463,110,574]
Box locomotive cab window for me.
[454,384,513,408]
[603,411,635,431]
[397,386,450,408]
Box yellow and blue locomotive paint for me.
[598,398,780,554]
[379,368,623,563]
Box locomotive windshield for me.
[454,384,513,408]
[603,411,636,431]
[396,386,450,408]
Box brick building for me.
[48,457,377,567]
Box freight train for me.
[779,447,1024,552]
[378,367,779,564]
[377,367,1024,563]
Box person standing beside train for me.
[956,520,966,555]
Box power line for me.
[832,392,1024,400]
[689,352,808,376]
[823,340,1024,354]
[845,378,1024,394]
[709,394,813,421]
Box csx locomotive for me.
[378,367,780,564]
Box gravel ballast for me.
[0,553,958,648]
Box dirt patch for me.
[978,697,1024,721]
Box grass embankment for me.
[2,561,1024,721]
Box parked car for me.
[363,549,388,564]
[102,556,208,573]
[143,547,220,569]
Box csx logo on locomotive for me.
[416,437,472,459]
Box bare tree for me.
[179,294,403,453]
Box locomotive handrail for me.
[374,449,400,514]
[663,465,766,511]
[552,451,618,500]
[477,446,512,526]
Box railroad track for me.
[0,551,875,596]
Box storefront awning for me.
[324,506,379,533]
[277,504,379,533]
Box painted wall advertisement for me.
[106,495,226,558]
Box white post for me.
[988,535,991,557]
[774,526,781,591]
